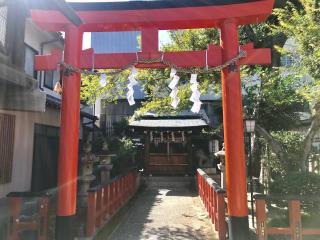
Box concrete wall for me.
[0,108,60,198]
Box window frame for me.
[0,3,8,53]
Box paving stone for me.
[108,187,217,240]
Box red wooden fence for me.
[86,169,140,237]
[255,194,320,240]
[7,192,49,240]
[197,169,227,240]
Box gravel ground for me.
[108,187,217,240]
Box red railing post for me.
[209,184,213,223]
[8,196,22,240]
[116,179,120,210]
[255,195,267,240]
[105,186,109,219]
[104,185,109,220]
[96,188,102,227]
[121,176,124,205]
[86,191,97,237]
[109,182,114,216]
[214,190,219,232]
[217,189,227,240]
[38,197,49,240]
[288,200,302,240]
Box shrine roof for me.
[29,0,275,32]
[129,110,209,129]
[129,118,208,129]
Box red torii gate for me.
[30,1,274,239]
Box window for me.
[0,113,15,184]
[24,44,38,79]
[44,70,59,90]
[0,5,7,49]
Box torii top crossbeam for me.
[32,0,273,71]
[31,0,274,32]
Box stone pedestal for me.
[98,154,115,185]
[78,139,98,207]
[215,147,226,190]
[98,163,113,185]
[78,174,96,207]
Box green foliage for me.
[262,131,304,174]
[110,137,135,178]
[272,0,320,106]
[165,29,219,51]
[242,67,305,131]
[81,70,130,105]
[270,171,320,196]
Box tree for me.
[255,0,320,172]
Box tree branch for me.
[302,111,320,171]
[255,124,286,163]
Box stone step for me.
[142,176,195,189]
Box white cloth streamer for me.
[168,68,180,109]
[127,67,138,106]
[189,74,202,113]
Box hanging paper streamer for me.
[126,67,138,106]
[168,68,180,109]
[189,73,202,113]
[99,73,107,87]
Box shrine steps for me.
[142,176,195,189]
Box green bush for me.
[270,172,320,215]
[270,172,320,196]
[110,137,135,177]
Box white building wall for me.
[0,19,64,198]
[0,108,60,198]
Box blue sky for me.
[66,0,171,49]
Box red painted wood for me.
[302,229,320,235]
[86,192,97,237]
[220,19,248,217]
[255,199,267,240]
[38,197,49,240]
[34,45,270,71]
[34,48,62,71]
[142,28,158,52]
[96,189,102,227]
[8,197,22,240]
[30,0,274,32]
[268,227,291,235]
[288,200,302,240]
[217,192,227,240]
[56,26,83,216]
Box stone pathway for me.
[108,187,217,240]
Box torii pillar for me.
[220,20,249,239]
[55,25,83,240]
